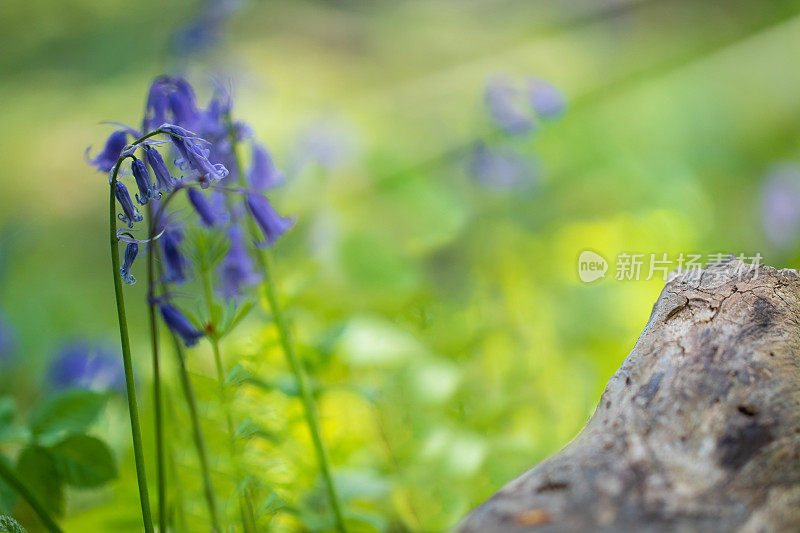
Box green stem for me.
[199,268,257,533]
[259,252,347,533]
[0,459,63,533]
[223,111,346,532]
[109,167,154,533]
[168,333,223,532]
[146,205,166,533]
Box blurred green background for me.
[2,0,800,531]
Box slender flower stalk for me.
[146,204,167,533]
[167,330,222,531]
[109,153,154,533]
[199,265,257,533]
[0,458,63,533]
[225,113,347,532]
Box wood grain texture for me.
[457,258,800,532]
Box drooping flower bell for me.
[115,181,144,228]
[187,188,218,227]
[246,192,293,247]
[131,158,159,205]
[248,143,285,191]
[171,135,229,188]
[160,304,204,347]
[160,228,187,284]
[145,147,178,192]
[218,225,261,299]
[89,130,128,172]
[120,242,138,285]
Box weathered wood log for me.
[457,258,800,532]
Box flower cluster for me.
[88,76,293,345]
[470,74,566,189]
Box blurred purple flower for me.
[170,0,243,58]
[246,193,293,247]
[88,130,128,172]
[49,342,125,392]
[291,119,358,173]
[187,188,219,227]
[527,78,566,119]
[761,163,800,249]
[248,143,284,191]
[0,312,17,362]
[161,304,204,347]
[161,227,188,284]
[470,142,538,190]
[484,76,534,135]
[218,225,261,299]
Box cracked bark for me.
[456,258,800,533]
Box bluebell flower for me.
[120,242,138,285]
[470,142,538,190]
[761,163,800,249]
[114,181,144,228]
[131,158,159,205]
[49,342,125,392]
[0,312,17,362]
[144,77,202,132]
[145,147,178,192]
[89,130,128,172]
[160,304,204,346]
[249,143,284,191]
[187,188,218,227]
[218,225,260,299]
[484,77,534,136]
[246,193,293,247]
[171,135,229,188]
[528,78,566,119]
[160,228,187,284]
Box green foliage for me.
[0,515,26,533]
[50,435,116,488]
[16,446,63,517]
[29,390,107,441]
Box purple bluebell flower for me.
[249,143,284,191]
[0,312,17,362]
[49,342,125,392]
[131,158,158,205]
[187,188,218,227]
[120,242,138,285]
[114,181,144,228]
[484,77,534,136]
[145,147,178,192]
[218,225,260,299]
[171,135,229,188]
[160,228,187,284]
[470,142,538,190]
[246,193,293,247]
[528,78,566,119]
[160,304,204,347]
[144,77,202,132]
[761,163,800,249]
[89,130,128,172]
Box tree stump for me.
[456,258,800,532]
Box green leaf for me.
[29,391,107,440]
[0,515,26,533]
[0,474,17,515]
[234,419,279,443]
[16,446,63,517]
[219,299,255,337]
[0,398,15,439]
[50,435,117,488]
